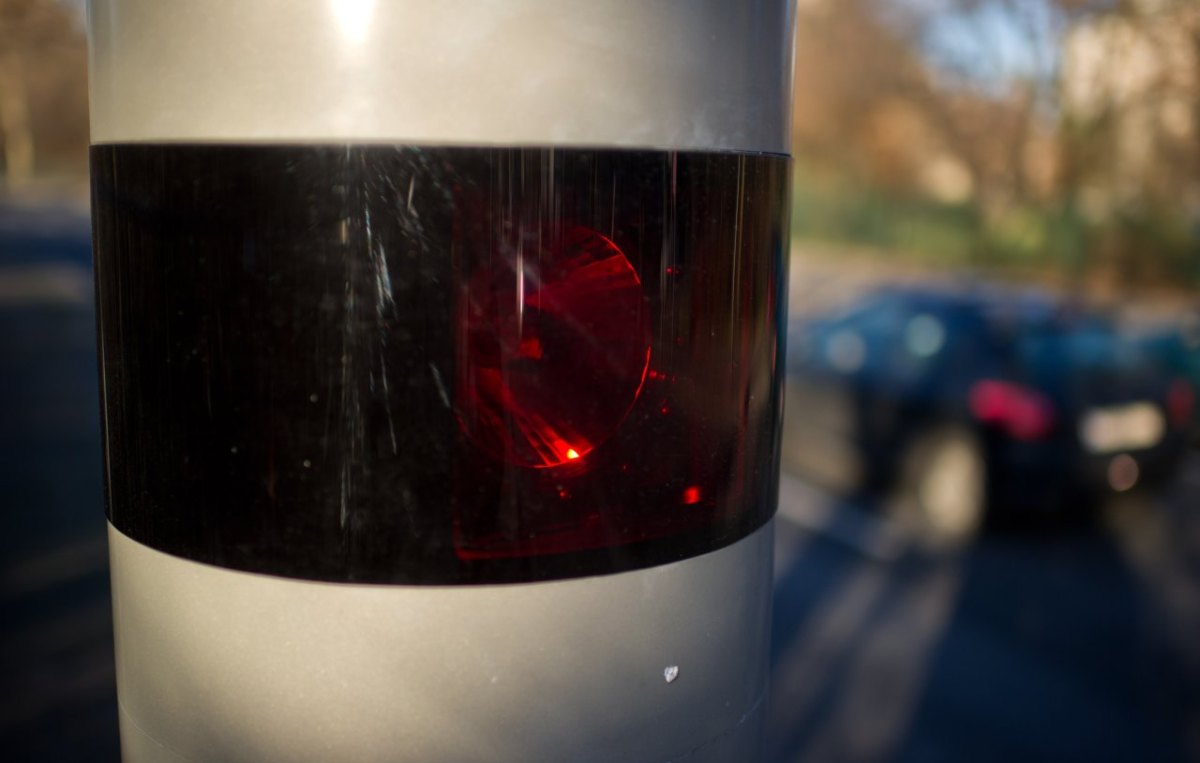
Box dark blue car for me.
[784,286,1192,547]
[1139,312,1200,444]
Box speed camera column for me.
[88,1,795,761]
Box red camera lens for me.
[456,225,651,468]
[92,145,787,582]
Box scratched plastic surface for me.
[91,145,789,583]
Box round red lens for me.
[457,225,651,468]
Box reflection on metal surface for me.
[330,0,375,44]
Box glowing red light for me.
[457,225,652,468]
[682,486,702,505]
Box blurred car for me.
[1138,311,1200,444]
[783,286,1193,546]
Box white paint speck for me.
[303,459,312,468]
[309,393,319,403]
[664,665,679,684]
[230,446,238,454]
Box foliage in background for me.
[792,0,1200,294]
[0,0,1196,295]
[0,0,88,189]
[791,171,1091,278]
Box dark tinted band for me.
[92,145,788,584]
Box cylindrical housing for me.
[89,2,794,761]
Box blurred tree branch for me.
[0,42,33,187]
[793,0,1200,289]
[0,0,88,189]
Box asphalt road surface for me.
[769,471,1200,762]
[2,207,1199,761]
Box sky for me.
[893,0,1065,91]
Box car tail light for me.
[1168,378,1194,428]
[969,379,1056,440]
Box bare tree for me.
[1053,0,1200,286]
[790,0,1200,290]
[793,0,1099,211]
[0,0,87,189]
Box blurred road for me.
[0,199,117,760]
[2,212,1200,761]
[768,469,1200,763]
[769,249,1200,761]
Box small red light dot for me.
[682,486,702,505]
[659,405,669,415]
[518,336,544,360]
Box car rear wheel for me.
[892,425,987,551]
